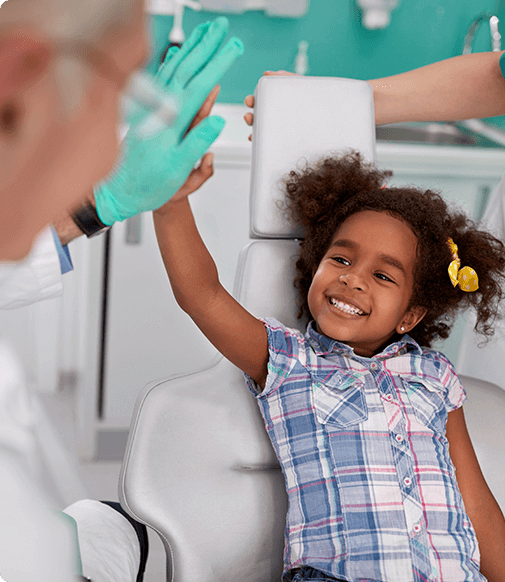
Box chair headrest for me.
[249,76,376,239]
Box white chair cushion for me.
[234,239,308,331]
[120,357,287,582]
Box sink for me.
[376,122,505,148]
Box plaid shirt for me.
[244,318,485,582]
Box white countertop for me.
[120,103,505,178]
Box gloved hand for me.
[94,17,244,225]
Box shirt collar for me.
[305,320,423,360]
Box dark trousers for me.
[285,566,346,581]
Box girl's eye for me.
[333,257,350,266]
[375,273,394,283]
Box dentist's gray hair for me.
[0,0,137,43]
[0,0,138,118]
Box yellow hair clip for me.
[448,238,479,292]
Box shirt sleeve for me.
[243,317,304,398]
[0,227,63,310]
[50,226,74,274]
[437,352,467,413]
[500,52,505,79]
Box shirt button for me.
[395,434,404,443]
[370,361,378,370]
[413,524,422,533]
[404,477,412,487]
[385,394,393,402]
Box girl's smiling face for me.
[307,210,427,357]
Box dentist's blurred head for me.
[0,0,150,260]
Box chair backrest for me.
[119,76,376,582]
[249,75,376,238]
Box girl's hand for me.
[184,84,221,139]
[155,85,220,214]
[167,152,214,206]
[244,70,296,141]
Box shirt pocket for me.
[312,371,368,428]
[401,375,448,434]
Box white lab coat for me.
[457,176,505,391]
[0,228,63,310]
[0,228,77,581]
[0,227,141,582]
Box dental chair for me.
[119,77,505,582]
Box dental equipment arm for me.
[94,17,244,226]
[446,407,505,582]
[153,172,269,390]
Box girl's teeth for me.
[330,298,363,315]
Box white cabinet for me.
[101,107,254,428]
[102,159,253,424]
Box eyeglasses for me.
[56,39,180,140]
[120,69,181,140]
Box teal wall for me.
[146,0,504,124]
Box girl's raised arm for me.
[153,154,269,390]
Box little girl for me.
[154,149,505,582]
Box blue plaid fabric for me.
[244,318,485,582]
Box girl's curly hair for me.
[282,150,505,348]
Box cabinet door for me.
[102,163,252,424]
[388,175,494,221]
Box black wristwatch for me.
[71,201,112,238]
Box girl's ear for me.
[397,305,427,335]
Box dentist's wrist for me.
[71,199,112,238]
[53,189,97,246]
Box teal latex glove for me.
[94,17,244,225]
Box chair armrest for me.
[119,356,287,582]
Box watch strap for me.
[71,201,112,238]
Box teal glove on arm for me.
[94,17,244,225]
[97,115,226,225]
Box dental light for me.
[356,0,400,29]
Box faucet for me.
[457,13,505,143]
[462,13,501,54]
[149,0,203,65]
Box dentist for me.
[0,0,243,580]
